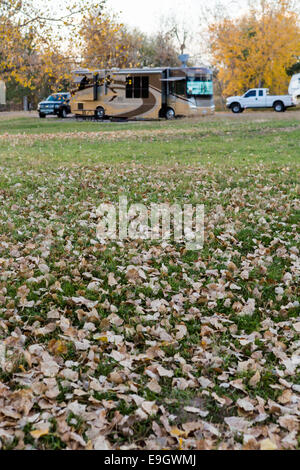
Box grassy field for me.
[0,113,299,450]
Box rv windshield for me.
[187,75,213,96]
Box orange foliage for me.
[0,0,104,90]
[79,12,141,69]
[209,0,300,96]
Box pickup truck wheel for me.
[273,101,285,112]
[231,103,242,114]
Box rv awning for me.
[73,76,86,83]
[160,77,185,82]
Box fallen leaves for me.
[30,428,49,439]
[224,417,252,433]
[240,298,256,316]
[141,401,158,416]
[183,406,209,418]
[156,365,174,378]
[147,379,161,394]
[40,357,60,378]
[71,296,98,309]
[237,398,255,412]
[0,117,299,450]
[260,438,278,451]
[108,371,126,384]
[108,272,118,286]
[249,370,261,387]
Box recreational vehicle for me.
[288,73,300,103]
[70,67,215,120]
[0,80,6,105]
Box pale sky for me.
[104,0,249,61]
[106,0,207,34]
[42,0,250,62]
[106,0,248,34]
[46,0,249,34]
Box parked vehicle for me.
[70,66,215,120]
[0,80,6,105]
[226,88,297,113]
[288,73,300,103]
[38,92,71,118]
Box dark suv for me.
[38,92,71,118]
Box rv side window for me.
[142,77,149,98]
[126,76,149,99]
[126,77,133,98]
[134,77,141,98]
[174,80,185,96]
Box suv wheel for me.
[59,108,67,118]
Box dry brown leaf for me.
[260,438,278,450]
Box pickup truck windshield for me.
[244,90,256,98]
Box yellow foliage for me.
[208,0,300,96]
[30,429,49,439]
[79,12,141,69]
[0,0,105,90]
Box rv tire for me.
[39,113,46,118]
[165,107,175,120]
[95,106,105,120]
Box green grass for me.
[0,115,299,171]
[0,113,299,135]
[0,114,299,450]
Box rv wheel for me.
[165,108,175,120]
[95,106,105,119]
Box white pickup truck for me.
[226,88,297,113]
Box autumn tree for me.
[0,0,105,91]
[139,14,196,67]
[287,61,300,76]
[137,31,181,68]
[79,11,142,69]
[208,0,300,96]
[79,9,185,70]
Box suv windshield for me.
[46,94,67,102]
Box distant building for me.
[0,80,6,105]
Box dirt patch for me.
[0,111,39,121]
